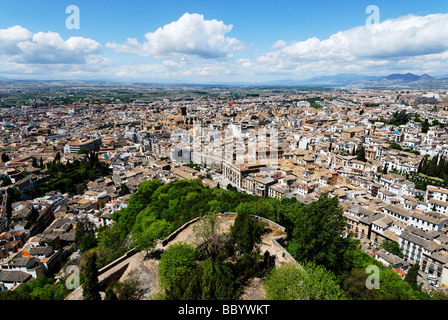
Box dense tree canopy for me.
[263,262,346,300]
[379,240,403,258]
[0,276,70,300]
[388,110,411,126]
[91,179,436,301]
[231,204,266,254]
[23,151,110,198]
[287,192,359,277]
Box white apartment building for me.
[63,138,102,154]
[426,185,448,203]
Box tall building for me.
[63,138,102,154]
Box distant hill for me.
[301,74,382,86]
[356,73,447,88]
[382,73,433,82]
[300,72,448,89]
[1,72,448,89]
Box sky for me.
[0,0,448,83]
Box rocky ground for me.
[118,251,161,299]
[113,214,292,300]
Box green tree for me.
[132,219,173,257]
[193,213,233,261]
[287,193,358,277]
[75,217,97,253]
[113,179,163,237]
[0,175,11,187]
[388,110,411,126]
[231,204,265,254]
[32,157,39,168]
[263,262,346,300]
[404,263,420,291]
[11,275,71,300]
[77,147,91,154]
[342,269,382,300]
[165,259,240,300]
[103,286,118,300]
[379,240,403,258]
[379,268,418,300]
[95,224,129,268]
[82,252,101,300]
[195,260,240,300]
[1,153,9,163]
[426,155,439,177]
[356,146,367,162]
[119,183,130,196]
[158,243,198,290]
[112,279,142,300]
[390,142,403,151]
[422,119,430,133]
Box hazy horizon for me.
[1,1,448,84]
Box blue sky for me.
[0,0,448,83]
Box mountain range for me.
[1,73,448,89]
[301,73,448,88]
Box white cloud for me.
[0,25,105,65]
[0,25,33,55]
[106,13,244,59]
[271,40,286,49]
[16,32,102,64]
[254,13,448,78]
[4,12,448,82]
[0,25,112,79]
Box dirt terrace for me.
[128,214,294,300]
[66,214,294,300]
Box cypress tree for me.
[417,159,423,173]
[421,155,429,175]
[443,157,448,176]
[82,252,101,300]
[230,209,265,254]
[404,263,420,290]
[426,155,438,177]
[1,153,9,163]
[437,157,446,179]
[356,146,367,162]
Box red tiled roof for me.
[395,269,406,276]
